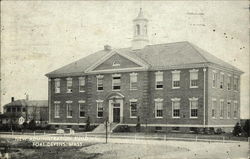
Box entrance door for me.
[108,98,123,123]
[113,103,120,123]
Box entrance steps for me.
[92,123,120,133]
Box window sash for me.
[79,104,85,117]
[190,101,198,109]
[234,102,238,118]
[67,80,73,92]
[173,110,180,117]
[227,102,231,118]
[130,102,137,117]
[212,101,216,117]
[97,78,104,90]
[113,77,121,90]
[97,102,104,117]
[130,75,137,89]
[190,72,198,80]
[172,73,180,81]
[55,81,60,93]
[212,72,217,88]
[155,101,163,117]
[67,104,73,117]
[220,101,224,117]
[55,104,60,117]
[173,101,180,109]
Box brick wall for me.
[207,67,241,126]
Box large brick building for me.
[46,9,243,132]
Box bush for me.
[233,122,242,136]
[28,120,36,130]
[215,128,223,134]
[136,116,141,132]
[243,120,250,137]
[85,116,91,131]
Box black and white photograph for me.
[0,1,249,159]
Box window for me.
[54,101,60,118]
[220,73,224,89]
[112,61,120,67]
[233,101,238,118]
[79,101,85,118]
[55,79,60,93]
[136,24,140,35]
[112,74,121,90]
[212,71,217,88]
[155,72,163,89]
[227,101,231,119]
[97,100,104,118]
[172,127,180,132]
[66,78,73,93]
[66,101,73,118]
[22,108,26,112]
[7,108,11,112]
[234,76,239,91]
[212,99,216,118]
[79,77,85,92]
[172,70,180,89]
[130,73,138,90]
[172,98,180,118]
[97,75,104,91]
[227,75,232,90]
[190,69,199,88]
[189,98,198,118]
[130,99,137,118]
[220,100,224,118]
[155,99,163,118]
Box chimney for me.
[26,94,29,101]
[11,97,14,102]
[104,45,111,51]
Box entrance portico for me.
[106,92,124,123]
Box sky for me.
[1,1,249,118]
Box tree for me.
[85,116,90,131]
[233,122,242,136]
[243,119,250,137]
[29,119,36,130]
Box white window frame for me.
[155,71,163,90]
[233,101,238,119]
[79,77,85,92]
[54,78,60,93]
[211,98,216,118]
[112,61,120,67]
[189,69,199,88]
[66,77,73,93]
[212,70,217,88]
[130,72,138,90]
[219,99,224,119]
[172,70,181,89]
[79,100,86,118]
[227,74,232,91]
[233,76,239,91]
[227,100,231,119]
[154,98,163,118]
[171,98,181,118]
[96,75,104,92]
[97,100,104,118]
[129,99,138,118]
[189,97,198,119]
[54,101,60,118]
[220,72,224,89]
[66,101,73,118]
[112,74,121,91]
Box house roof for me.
[46,41,243,77]
[4,100,48,108]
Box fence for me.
[0,131,248,144]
